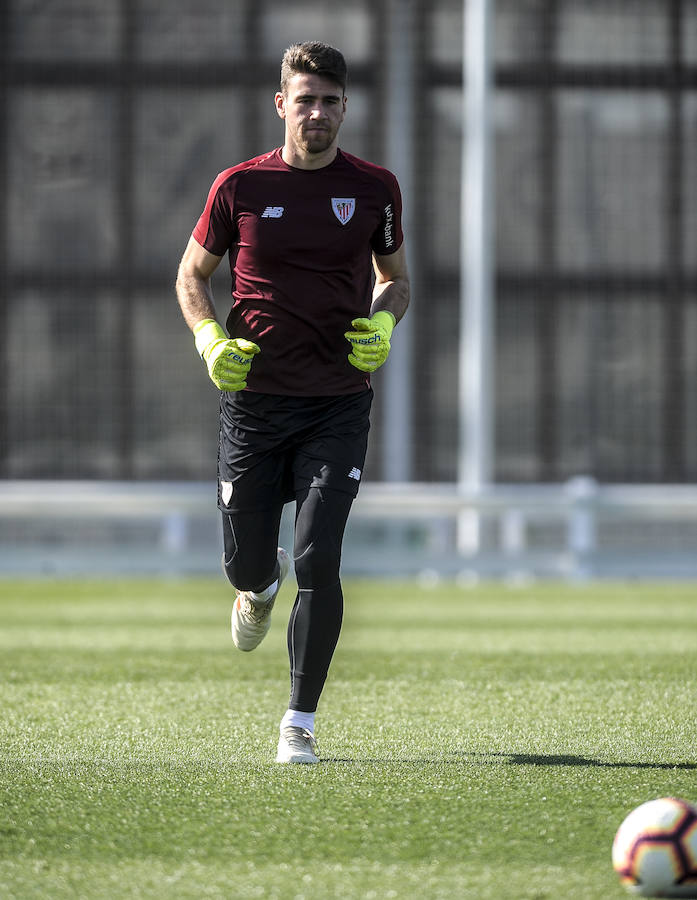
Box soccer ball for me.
[612,797,697,897]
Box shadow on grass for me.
[463,752,697,771]
[319,753,696,770]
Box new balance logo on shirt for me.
[348,467,362,481]
[261,206,284,218]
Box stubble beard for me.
[300,126,335,156]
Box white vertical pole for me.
[458,0,495,551]
[383,0,415,482]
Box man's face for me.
[275,73,346,160]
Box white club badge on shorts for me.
[220,480,233,506]
[331,198,355,225]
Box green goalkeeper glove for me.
[193,319,260,391]
[344,310,396,373]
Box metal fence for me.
[4,478,697,580]
[2,0,696,487]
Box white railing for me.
[2,479,697,579]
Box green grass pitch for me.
[1,577,695,899]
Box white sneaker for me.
[230,548,291,652]
[276,726,319,764]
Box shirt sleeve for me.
[370,171,404,256]
[192,169,238,256]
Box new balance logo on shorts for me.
[348,467,362,481]
[261,206,284,218]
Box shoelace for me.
[284,727,318,754]
[238,594,274,623]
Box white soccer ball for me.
[612,797,697,897]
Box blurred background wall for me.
[1,0,696,486]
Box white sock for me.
[280,709,315,734]
[250,579,278,604]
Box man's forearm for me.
[176,268,219,331]
[371,276,410,325]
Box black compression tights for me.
[222,486,354,713]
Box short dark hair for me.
[280,41,348,95]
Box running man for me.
[176,41,409,764]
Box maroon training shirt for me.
[192,147,404,396]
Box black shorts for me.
[217,389,373,513]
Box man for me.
[176,41,409,764]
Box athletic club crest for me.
[331,198,356,225]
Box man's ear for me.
[274,91,286,120]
